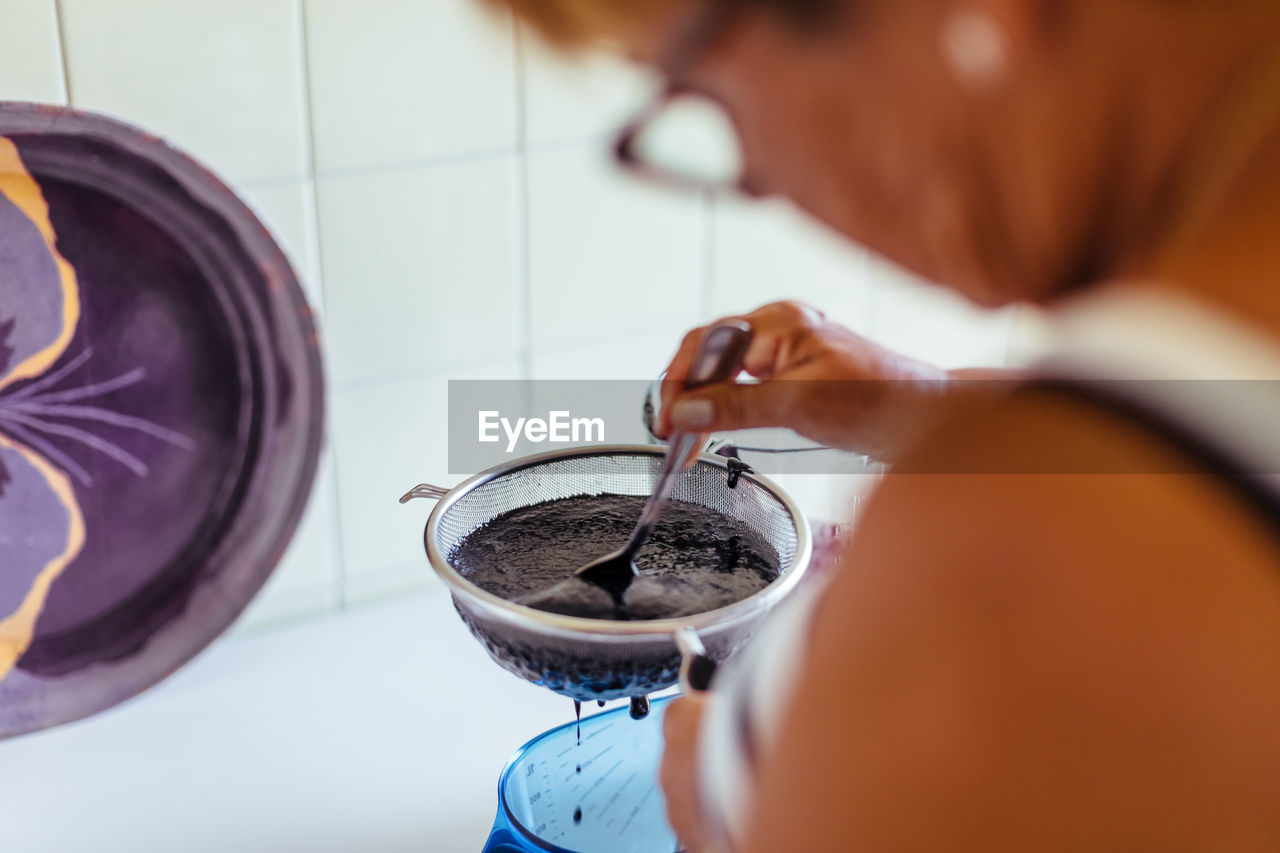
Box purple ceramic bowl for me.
[0,103,324,738]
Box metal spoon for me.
[570,320,753,600]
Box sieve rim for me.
[420,444,812,638]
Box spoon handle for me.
[623,322,754,556]
[683,320,754,389]
[662,318,754,477]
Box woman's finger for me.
[658,303,825,436]
[737,301,825,378]
[659,316,754,435]
[661,695,713,853]
[659,325,711,434]
[667,379,796,434]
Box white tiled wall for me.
[521,40,651,147]
[0,0,66,104]
[526,145,703,353]
[709,198,873,327]
[304,0,518,172]
[58,0,311,186]
[1,0,1018,630]
[316,155,522,385]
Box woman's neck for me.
[1138,149,1280,337]
[1113,35,1280,338]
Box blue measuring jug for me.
[483,696,681,853]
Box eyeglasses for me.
[612,1,750,195]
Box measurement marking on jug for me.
[606,771,637,811]
[584,722,614,740]
[582,758,625,800]
[600,770,639,831]
[618,781,657,836]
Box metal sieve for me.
[401,444,812,702]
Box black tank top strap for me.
[1023,376,1280,532]
[1029,285,1280,532]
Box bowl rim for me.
[420,443,813,639]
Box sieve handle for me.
[675,628,717,693]
[399,483,450,504]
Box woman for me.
[488,0,1280,849]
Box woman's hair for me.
[479,0,661,48]
[483,0,833,50]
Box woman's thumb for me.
[667,382,784,433]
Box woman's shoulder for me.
[855,384,1280,606]
[742,390,1280,850]
[858,278,1280,610]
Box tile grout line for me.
[293,0,348,613]
[235,172,316,192]
[698,190,717,321]
[51,0,73,105]
[301,138,607,188]
[300,136,605,188]
[513,19,535,382]
[313,143,524,183]
[331,347,531,393]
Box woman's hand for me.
[660,693,716,853]
[657,301,953,462]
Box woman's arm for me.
[657,301,1015,463]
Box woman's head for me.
[488,0,1280,308]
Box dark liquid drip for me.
[629,696,650,720]
[597,700,606,708]
[572,700,586,826]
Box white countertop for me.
[0,589,604,852]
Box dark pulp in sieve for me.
[449,494,781,620]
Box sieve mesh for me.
[426,449,807,701]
